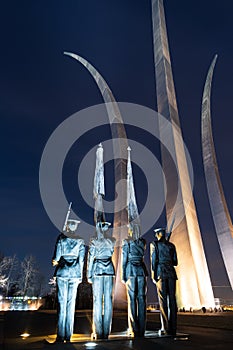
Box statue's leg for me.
[126,277,138,335]
[56,277,68,341]
[92,276,104,338]
[103,276,113,338]
[65,278,79,341]
[167,278,177,335]
[137,276,147,336]
[156,279,169,333]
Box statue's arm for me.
[150,242,158,283]
[78,239,85,281]
[121,239,128,283]
[87,239,95,283]
[172,244,178,266]
[52,235,62,266]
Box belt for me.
[129,258,143,263]
[95,257,112,263]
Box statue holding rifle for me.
[52,203,85,343]
[87,144,116,340]
[150,218,178,337]
[121,147,148,337]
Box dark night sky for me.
[0,0,233,300]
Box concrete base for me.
[45,330,189,343]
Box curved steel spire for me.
[202,54,233,289]
[64,51,128,307]
[151,0,215,308]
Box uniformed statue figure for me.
[150,228,178,336]
[121,223,148,337]
[87,221,116,339]
[52,219,85,343]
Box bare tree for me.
[0,254,8,287]
[0,255,17,296]
[20,255,38,297]
[1,253,47,297]
[5,255,17,296]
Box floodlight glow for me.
[85,342,97,348]
[20,333,30,339]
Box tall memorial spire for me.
[151,0,215,308]
[64,52,128,308]
[202,55,233,289]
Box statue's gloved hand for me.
[49,277,56,285]
[52,259,58,266]
[121,275,127,284]
[152,277,159,283]
[88,277,93,284]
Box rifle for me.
[63,202,72,232]
[166,215,176,241]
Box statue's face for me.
[156,230,164,240]
[97,222,110,232]
[68,222,78,232]
[128,224,140,239]
[95,223,104,240]
[128,227,133,237]
[95,222,111,240]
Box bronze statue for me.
[52,218,85,343]
[121,223,148,337]
[150,227,178,336]
[87,221,116,339]
[121,147,148,337]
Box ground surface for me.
[1,310,233,349]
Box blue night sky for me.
[0,0,233,300]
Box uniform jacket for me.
[53,233,85,278]
[121,237,148,282]
[87,236,116,279]
[150,238,178,281]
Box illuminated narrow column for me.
[127,146,141,228]
[202,55,233,289]
[93,143,105,224]
[151,0,215,308]
[64,52,128,308]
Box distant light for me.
[0,295,2,301]
[85,342,97,348]
[20,333,30,339]
[174,336,189,341]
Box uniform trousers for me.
[92,275,114,338]
[126,276,147,336]
[56,277,80,341]
[156,278,177,335]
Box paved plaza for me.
[1,310,233,350]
